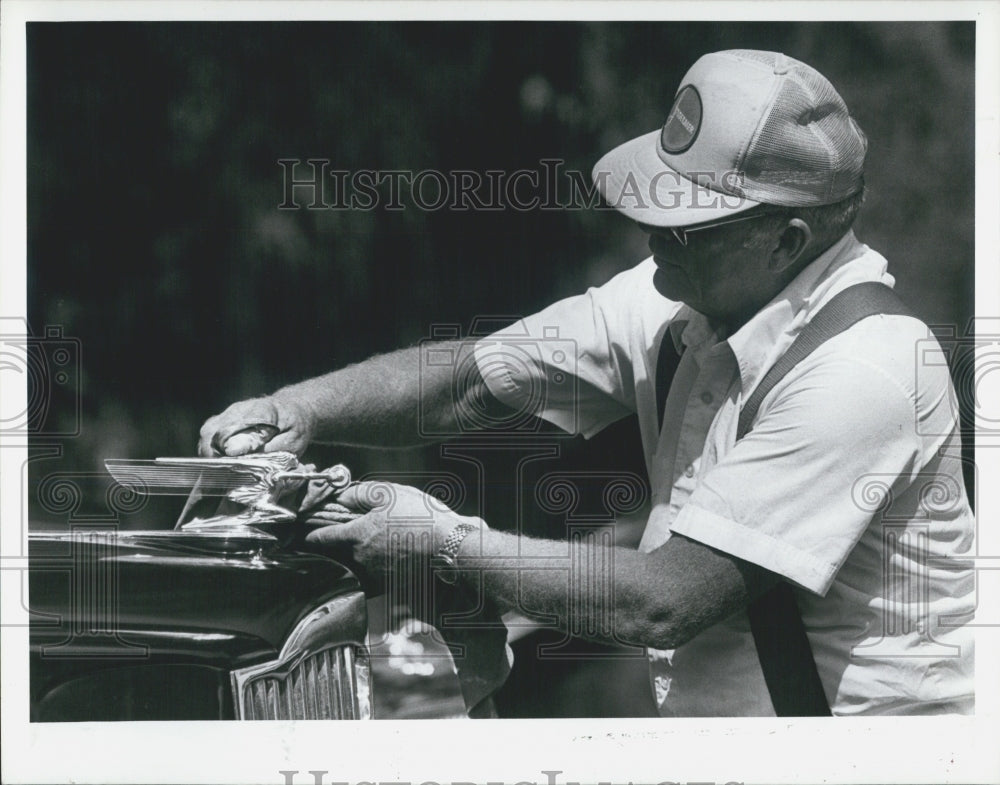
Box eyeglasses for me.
[653,208,788,247]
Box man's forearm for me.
[271,340,497,448]
[452,527,753,651]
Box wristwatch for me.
[433,521,479,584]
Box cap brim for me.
[592,130,761,227]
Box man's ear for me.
[768,218,813,272]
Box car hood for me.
[29,529,363,668]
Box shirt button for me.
[684,466,695,478]
[700,391,713,404]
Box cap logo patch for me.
[660,85,702,154]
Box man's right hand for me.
[197,394,317,457]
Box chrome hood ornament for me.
[105,452,353,532]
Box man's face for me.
[642,221,776,326]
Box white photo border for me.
[2,2,998,784]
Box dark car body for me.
[29,524,371,721]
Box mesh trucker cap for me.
[592,50,868,227]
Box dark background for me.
[26,21,976,716]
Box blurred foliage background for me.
[28,21,974,484]
[25,21,976,716]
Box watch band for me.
[433,522,479,584]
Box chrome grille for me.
[238,645,369,720]
[230,593,371,720]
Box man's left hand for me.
[303,481,470,587]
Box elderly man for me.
[200,50,975,716]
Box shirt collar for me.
[673,230,895,397]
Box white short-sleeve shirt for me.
[474,231,975,716]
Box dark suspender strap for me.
[656,327,683,431]
[741,282,915,717]
[736,282,916,441]
[746,583,831,716]
[655,282,916,716]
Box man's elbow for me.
[612,533,756,650]
[618,603,701,650]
